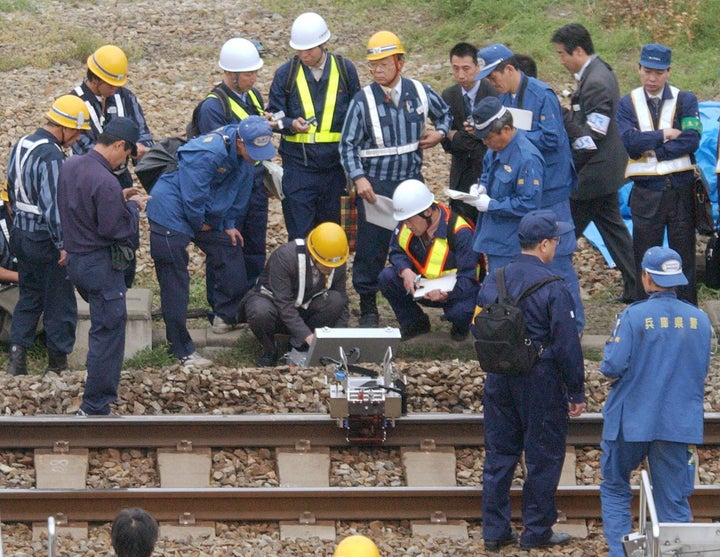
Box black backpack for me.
[133,136,187,191]
[473,267,561,376]
[186,84,231,139]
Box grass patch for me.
[123,344,176,369]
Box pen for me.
[406,274,422,296]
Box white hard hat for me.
[392,179,435,221]
[289,12,331,50]
[219,38,263,72]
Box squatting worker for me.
[473,210,585,551]
[267,12,361,241]
[599,246,711,557]
[340,30,451,327]
[193,37,271,290]
[57,117,150,416]
[616,43,702,305]
[5,95,89,376]
[380,179,480,341]
[146,116,276,369]
[239,222,349,367]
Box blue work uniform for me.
[474,253,584,547]
[268,53,361,240]
[58,149,142,416]
[473,130,543,272]
[6,128,77,356]
[197,83,269,285]
[146,126,252,360]
[498,74,583,330]
[340,78,452,296]
[616,84,701,304]
[379,204,479,334]
[599,291,710,557]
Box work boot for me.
[7,344,28,376]
[358,293,379,327]
[46,351,68,373]
[400,314,431,341]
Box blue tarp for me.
[583,100,720,267]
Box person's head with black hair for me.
[111,508,158,557]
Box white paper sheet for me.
[507,107,533,131]
[413,272,458,299]
[363,195,397,230]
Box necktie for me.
[463,93,472,117]
[649,97,661,114]
[391,88,400,107]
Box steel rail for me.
[0,413,718,449]
[0,486,717,523]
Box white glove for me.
[470,193,492,212]
[469,184,487,197]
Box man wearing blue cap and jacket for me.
[616,43,702,305]
[599,246,711,557]
[474,209,585,551]
[146,115,276,368]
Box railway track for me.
[0,413,718,523]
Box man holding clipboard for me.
[378,179,481,340]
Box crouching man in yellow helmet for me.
[4,95,90,375]
[239,222,349,366]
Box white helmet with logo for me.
[392,179,435,221]
[289,12,331,50]
[219,38,263,72]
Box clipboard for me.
[413,272,457,299]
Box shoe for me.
[76,409,119,417]
[484,530,518,551]
[614,296,635,304]
[520,531,571,549]
[46,351,68,373]
[400,314,431,340]
[255,349,278,367]
[358,312,379,327]
[211,316,236,334]
[179,351,213,369]
[359,293,379,327]
[7,344,27,376]
[450,323,468,341]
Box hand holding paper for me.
[469,184,486,197]
[469,193,492,212]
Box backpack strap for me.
[494,267,508,303]
[210,84,232,123]
[517,275,563,302]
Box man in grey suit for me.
[552,23,637,302]
[441,42,498,223]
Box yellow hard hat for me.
[46,95,91,130]
[366,31,405,61]
[87,44,128,87]
[334,535,380,557]
[306,222,349,268]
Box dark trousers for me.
[9,229,76,353]
[280,160,346,241]
[242,289,346,351]
[629,183,696,304]
[571,192,637,300]
[67,249,126,415]
[482,364,568,546]
[236,167,269,286]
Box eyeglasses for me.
[366,59,395,72]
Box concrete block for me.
[559,447,577,486]
[72,288,153,368]
[157,448,211,488]
[412,521,468,539]
[34,448,88,489]
[402,447,456,487]
[32,522,88,540]
[159,522,216,541]
[277,447,330,487]
[279,521,336,540]
[555,519,589,539]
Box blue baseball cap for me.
[238,115,276,161]
[639,43,671,70]
[476,43,514,80]
[642,246,687,287]
[102,117,139,156]
[470,97,508,138]
[518,210,573,243]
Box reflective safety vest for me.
[74,85,125,132]
[359,79,428,158]
[12,136,63,216]
[397,204,472,279]
[208,88,263,120]
[625,86,694,177]
[285,55,342,144]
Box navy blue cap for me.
[476,43,514,80]
[470,97,508,138]
[642,246,687,287]
[639,43,671,70]
[103,117,139,156]
[238,115,275,161]
[518,210,573,243]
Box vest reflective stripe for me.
[285,56,342,144]
[359,78,428,158]
[73,87,125,130]
[293,239,335,308]
[625,86,694,177]
[113,93,125,117]
[208,89,264,121]
[13,136,61,216]
[396,205,464,279]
